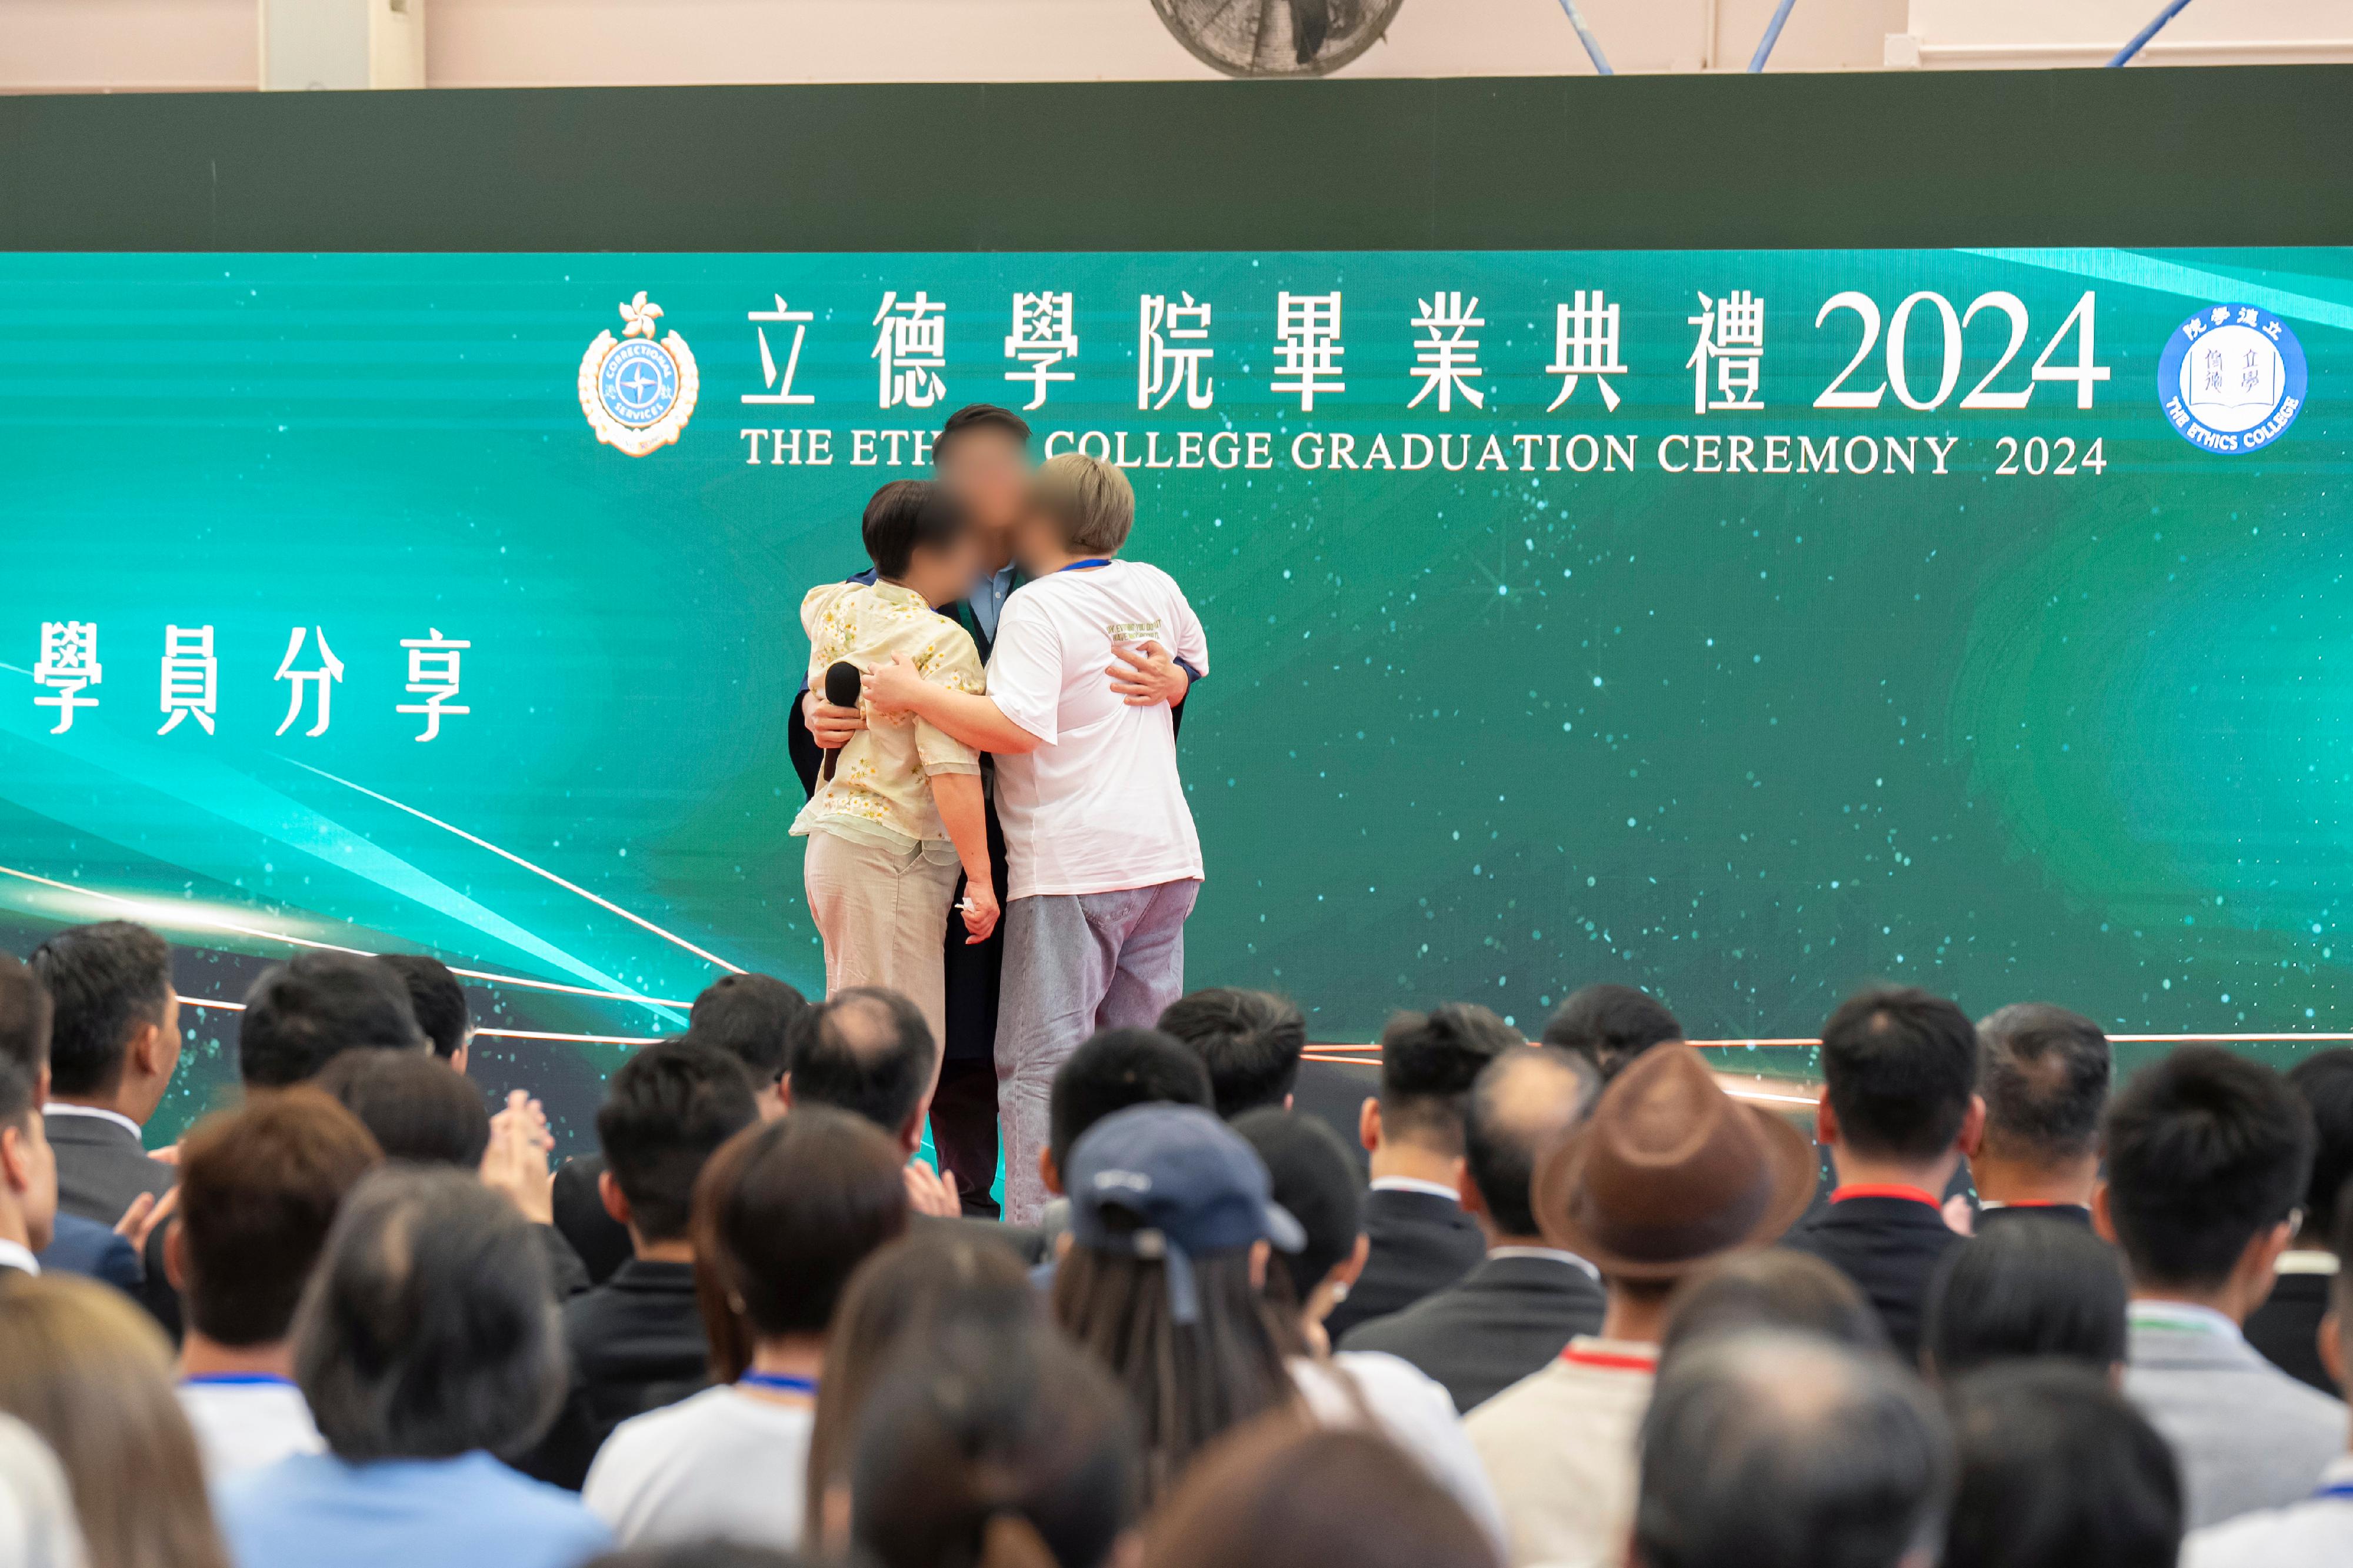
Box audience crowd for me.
[0,922,2345,1568]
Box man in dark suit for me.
[26,922,180,1227]
[1783,987,1984,1364]
[525,1040,761,1489]
[1342,1044,1604,1410]
[1322,1004,1517,1342]
[0,958,58,1282]
[2247,1048,2353,1392]
[1969,1002,2109,1231]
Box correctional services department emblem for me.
[2157,303,2307,455]
[578,291,700,456]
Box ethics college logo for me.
[579,292,700,456]
[2158,303,2307,455]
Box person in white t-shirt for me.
[865,452,1209,1224]
[582,1107,909,1549]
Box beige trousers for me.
[802,829,959,1054]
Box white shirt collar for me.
[2129,1299,2245,1343]
[1368,1176,1461,1203]
[42,1103,144,1144]
[0,1240,41,1277]
[2277,1249,2341,1277]
[1485,1245,1601,1281]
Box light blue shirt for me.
[219,1450,612,1568]
[968,563,1018,643]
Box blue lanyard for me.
[181,1373,294,1387]
[739,1372,819,1397]
[1056,558,1112,573]
[2317,1483,2353,1500]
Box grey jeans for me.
[995,879,1200,1223]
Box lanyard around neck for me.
[1055,558,1112,573]
[739,1371,819,1397]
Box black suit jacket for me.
[45,1110,179,1335]
[520,1258,709,1490]
[1338,1251,1606,1412]
[1782,1193,1964,1366]
[1322,1188,1485,1342]
[2247,1269,2337,1395]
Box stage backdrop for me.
[1,243,2345,1139]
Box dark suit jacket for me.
[1338,1250,1606,1412]
[45,1109,179,1335]
[2247,1269,2337,1395]
[1782,1192,1964,1365]
[37,1213,141,1294]
[520,1257,709,1490]
[1322,1187,1485,1342]
[551,1155,634,1288]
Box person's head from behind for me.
[685,971,806,1117]
[1942,1361,2179,1568]
[0,1274,229,1568]
[26,920,179,1120]
[1974,1003,2110,1203]
[1464,1045,1599,1244]
[169,1089,383,1354]
[808,1231,1042,1551]
[1051,1104,1302,1497]
[1365,1003,1518,1167]
[692,1107,910,1382]
[1044,1026,1212,1196]
[2328,1202,2353,1391]
[785,987,938,1155]
[374,953,472,1070]
[0,960,55,1255]
[1634,1332,1954,1568]
[0,1410,86,1568]
[2097,1044,2313,1318]
[1659,1249,1889,1367]
[596,1039,760,1256]
[312,1048,489,1167]
[1019,452,1134,572]
[1922,1213,2127,1383]
[1815,987,1984,1184]
[2284,1046,2353,1252]
[931,403,1032,536]
[1156,989,1305,1120]
[238,950,425,1088]
[585,1550,814,1568]
[1541,983,1682,1082]
[1145,1420,1497,1568]
[294,1165,564,1462]
[851,1322,1139,1568]
[1234,1109,1365,1350]
[863,478,980,608]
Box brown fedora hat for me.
[1532,1043,1817,1282]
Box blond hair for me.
[0,1276,230,1568]
[1032,452,1135,555]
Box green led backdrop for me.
[1,246,2344,1139]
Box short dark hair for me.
[1942,1362,2181,1568]
[0,1050,37,1134]
[374,955,471,1060]
[312,1049,490,1167]
[1465,1046,1597,1236]
[1977,1003,2111,1164]
[692,1109,908,1376]
[1375,1004,1518,1154]
[1234,1108,1362,1305]
[1636,1332,1954,1568]
[587,1550,818,1568]
[26,921,173,1097]
[685,972,807,1086]
[1541,984,1683,1080]
[861,479,971,580]
[238,952,425,1088]
[1046,1027,1212,1172]
[1156,989,1305,1120]
[931,403,1032,463]
[787,988,937,1137]
[1818,987,1980,1161]
[0,955,53,1082]
[596,1041,759,1243]
[2104,1045,2313,1291]
[1144,1422,1492,1568]
[2285,1047,2353,1245]
[1658,1250,1888,1367]
[294,1166,565,1460]
[176,1089,382,1347]
[1924,1213,2128,1379]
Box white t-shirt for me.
[178,1377,324,1480]
[985,560,1209,901]
[582,1384,814,1549]
[1291,1351,1507,1557]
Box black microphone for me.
[820,660,862,782]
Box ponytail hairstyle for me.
[849,1322,1139,1568]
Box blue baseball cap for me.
[1065,1103,1305,1323]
